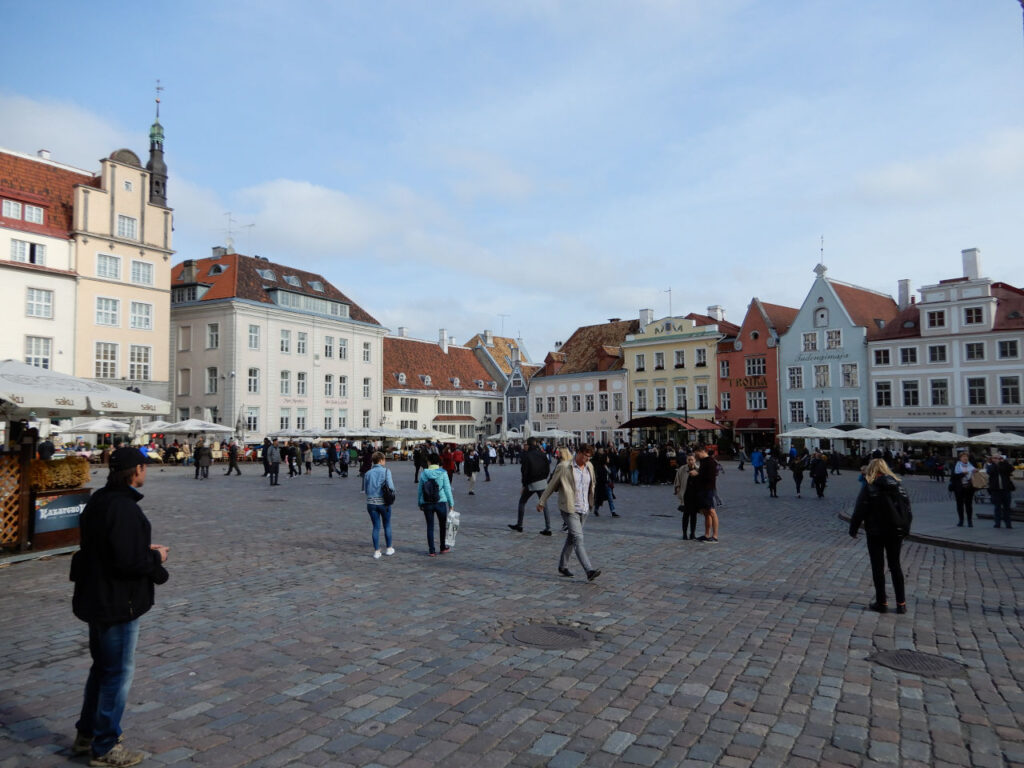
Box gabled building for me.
[779,264,900,435]
[867,248,1024,436]
[383,329,502,440]
[717,298,799,450]
[528,316,640,444]
[464,330,541,434]
[170,248,385,436]
[622,306,740,423]
[1,108,174,402]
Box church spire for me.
[146,80,168,206]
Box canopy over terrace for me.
[618,414,723,440]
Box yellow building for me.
[622,307,739,425]
[71,116,173,400]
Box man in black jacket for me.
[70,447,169,766]
[986,453,1015,529]
[509,437,553,535]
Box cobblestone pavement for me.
[2,459,1023,767]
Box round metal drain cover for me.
[869,650,966,678]
[505,624,594,649]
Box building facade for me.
[867,249,1024,436]
[622,307,739,423]
[170,249,385,437]
[383,330,503,440]
[464,330,540,434]
[528,317,640,444]
[716,299,798,450]
[778,264,900,435]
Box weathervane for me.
[155,79,163,118]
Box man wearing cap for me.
[70,447,169,766]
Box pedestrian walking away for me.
[765,451,781,498]
[791,452,806,497]
[364,452,396,559]
[849,457,911,614]
[463,446,481,495]
[266,438,282,486]
[510,437,553,534]
[70,447,169,767]
[810,451,828,498]
[750,448,764,483]
[418,452,454,556]
[538,444,601,582]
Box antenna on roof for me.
[224,211,253,254]
[820,234,825,262]
[154,79,163,119]
[498,313,509,336]
[665,286,672,318]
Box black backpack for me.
[888,486,913,535]
[422,476,441,503]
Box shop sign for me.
[729,376,767,389]
[968,407,1024,416]
[794,351,850,363]
[34,491,90,534]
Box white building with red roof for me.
[170,247,385,437]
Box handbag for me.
[381,469,396,506]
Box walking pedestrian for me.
[70,447,169,767]
[509,437,553,534]
[463,446,481,495]
[951,451,976,527]
[418,452,453,556]
[224,439,242,476]
[539,444,601,581]
[791,451,806,497]
[765,451,781,498]
[364,452,396,559]
[849,457,911,614]
[593,449,618,517]
[810,451,828,498]
[326,440,338,479]
[261,437,271,477]
[750,448,764,483]
[266,438,282,486]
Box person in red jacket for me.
[441,445,456,482]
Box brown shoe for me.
[89,742,146,767]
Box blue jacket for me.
[418,466,454,506]
[364,464,395,505]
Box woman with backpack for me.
[364,452,396,559]
[849,458,911,614]
[418,452,454,556]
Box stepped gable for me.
[170,253,380,325]
[384,336,496,391]
[0,149,96,237]
[828,279,899,330]
[537,318,640,376]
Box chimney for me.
[439,328,448,354]
[640,308,654,326]
[484,330,494,346]
[397,326,408,338]
[511,347,520,363]
[962,248,981,280]
[897,279,910,310]
[707,305,725,322]
[211,246,227,258]
[182,259,198,283]
[37,149,51,160]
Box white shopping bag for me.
[445,508,460,548]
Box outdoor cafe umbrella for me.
[0,358,170,418]
[161,418,234,435]
[66,418,132,434]
[965,431,1024,447]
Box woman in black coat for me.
[849,458,911,614]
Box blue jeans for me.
[604,484,615,513]
[367,504,393,549]
[422,502,449,554]
[631,469,639,485]
[753,466,765,483]
[77,619,140,757]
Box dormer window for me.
[309,280,324,292]
[283,275,302,287]
[208,264,227,275]
[490,381,497,390]
[256,269,276,281]
[814,308,828,328]
[422,375,432,386]
[476,379,484,388]
[397,372,407,385]
[452,377,460,388]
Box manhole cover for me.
[504,624,594,649]
[869,650,966,678]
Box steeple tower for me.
[146,81,168,206]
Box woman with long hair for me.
[849,458,911,614]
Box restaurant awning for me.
[618,415,722,432]
[734,418,776,431]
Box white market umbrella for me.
[838,428,888,440]
[67,418,132,434]
[777,427,834,439]
[903,430,964,444]
[162,418,234,435]
[139,419,176,433]
[0,358,170,418]
[965,431,1024,447]
[873,428,909,440]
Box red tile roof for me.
[869,281,1024,340]
[759,301,800,334]
[383,336,498,392]
[170,252,380,325]
[828,280,900,331]
[0,149,96,238]
[684,312,741,336]
[463,333,530,376]
[534,319,640,377]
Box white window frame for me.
[362,342,372,363]
[930,378,949,406]
[248,368,260,394]
[25,336,52,369]
[745,390,767,410]
[95,297,120,327]
[280,330,291,353]
[130,301,153,330]
[10,239,46,265]
[842,398,860,423]
[296,372,307,396]
[997,339,1020,360]
[901,379,920,407]
[1000,375,1021,406]
[928,344,947,364]
[802,332,818,352]
[207,323,220,349]
[825,329,842,350]
[129,345,152,380]
[130,259,154,286]
[117,214,138,239]
[297,332,307,355]
[964,342,985,361]
[26,287,53,319]
[788,367,803,390]
[362,377,371,398]
[95,342,118,379]
[789,400,805,424]
[96,253,121,280]
[248,324,260,350]
[814,398,832,423]
[280,371,291,395]
[206,367,219,394]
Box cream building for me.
[170,249,386,437]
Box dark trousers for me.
[813,478,826,497]
[422,502,448,554]
[262,457,270,476]
[516,488,551,530]
[866,534,905,605]
[682,503,699,538]
[269,462,280,485]
[990,489,1013,527]
[226,458,241,475]
[955,488,974,525]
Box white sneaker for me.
[373,550,382,559]
[385,547,395,556]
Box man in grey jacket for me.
[266,438,282,486]
[538,445,601,582]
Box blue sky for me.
[3,1,1023,358]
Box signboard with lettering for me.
[33,491,90,534]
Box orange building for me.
[716,298,798,451]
